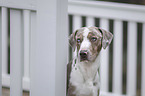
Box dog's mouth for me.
[80,57,89,62]
[80,54,90,62]
[80,59,89,63]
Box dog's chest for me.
[69,62,100,96]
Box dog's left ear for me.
[99,28,113,49]
[69,30,78,51]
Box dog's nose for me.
[80,50,88,59]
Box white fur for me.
[70,28,100,96]
[80,28,91,51]
[70,55,100,96]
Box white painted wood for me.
[0,0,36,10]
[127,21,137,96]
[1,7,8,94]
[30,11,37,95]
[68,1,145,22]
[10,9,23,96]
[100,91,127,96]
[30,0,67,96]
[22,77,30,91]
[86,16,94,27]
[0,7,2,96]
[23,10,30,90]
[2,73,30,91]
[2,7,8,75]
[2,74,10,88]
[73,15,82,32]
[141,23,145,96]
[1,0,145,20]
[100,18,109,92]
[113,20,123,94]
[2,11,34,93]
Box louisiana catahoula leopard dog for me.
[67,27,113,96]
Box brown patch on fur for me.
[67,61,72,92]
[69,28,85,52]
[76,31,83,52]
[67,83,77,96]
[67,61,77,96]
[87,32,102,62]
[88,27,102,38]
[69,30,79,51]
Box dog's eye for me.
[77,38,81,43]
[91,37,97,42]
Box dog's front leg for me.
[92,82,100,96]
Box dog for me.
[67,27,113,96]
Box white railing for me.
[0,0,68,96]
[68,1,145,96]
[1,0,145,96]
[1,8,33,91]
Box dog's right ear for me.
[99,28,113,49]
[69,30,78,51]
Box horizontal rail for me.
[1,0,145,19]
[0,0,36,10]
[68,1,145,22]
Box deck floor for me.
[2,87,127,96]
[2,87,29,96]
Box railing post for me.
[10,9,23,96]
[113,20,123,94]
[1,7,8,76]
[0,7,2,96]
[141,23,145,96]
[127,21,137,96]
[100,18,109,92]
[23,10,30,90]
[73,15,82,32]
[30,0,68,96]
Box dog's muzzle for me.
[80,50,88,61]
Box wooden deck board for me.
[2,87,29,96]
[2,87,127,96]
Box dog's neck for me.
[73,55,100,82]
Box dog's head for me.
[69,27,113,63]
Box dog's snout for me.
[80,50,88,61]
[80,50,88,56]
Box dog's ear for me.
[69,30,78,51]
[99,28,113,49]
